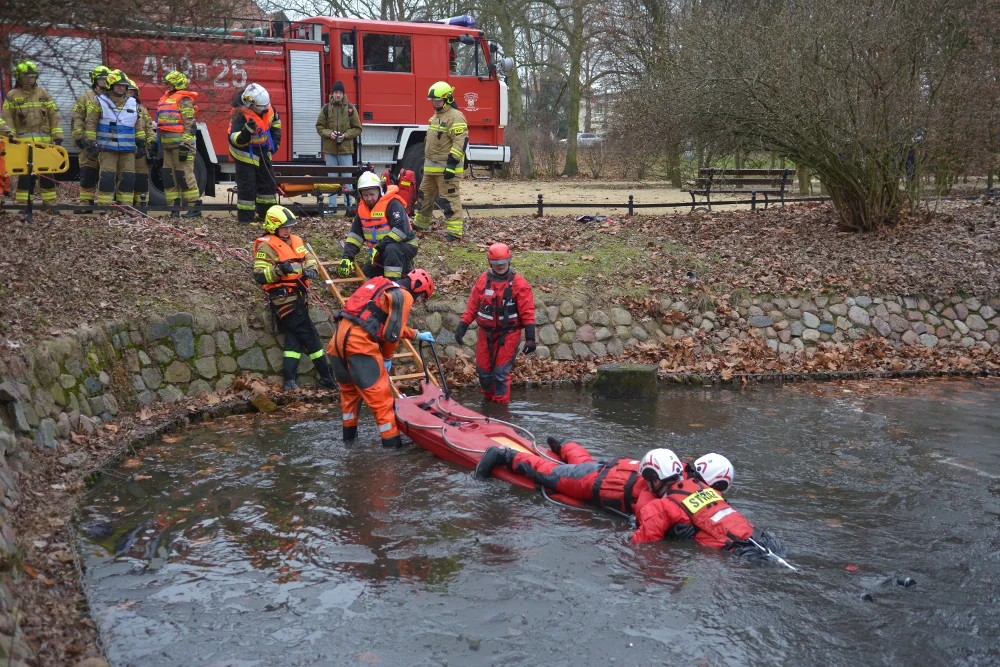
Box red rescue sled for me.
[395,381,585,507]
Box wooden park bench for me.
[685,168,794,211]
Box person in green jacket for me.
[315,80,362,214]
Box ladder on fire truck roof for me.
[306,244,440,398]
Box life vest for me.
[242,107,276,151]
[156,90,198,143]
[337,276,406,343]
[355,185,408,248]
[95,94,138,152]
[663,478,752,550]
[380,169,417,211]
[253,233,310,295]
[475,271,520,331]
[588,458,644,514]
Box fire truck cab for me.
[3,16,512,204]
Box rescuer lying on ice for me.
[336,171,419,280]
[327,270,436,448]
[454,243,536,403]
[475,441,786,559]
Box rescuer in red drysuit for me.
[475,437,666,516]
[476,441,786,558]
[454,242,536,403]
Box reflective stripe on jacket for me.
[229,106,281,165]
[423,105,468,173]
[1,85,62,142]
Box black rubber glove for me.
[134,144,145,158]
[85,142,99,159]
[53,137,63,146]
[146,141,157,160]
[75,138,84,149]
[522,324,536,354]
[455,322,468,346]
[666,523,698,540]
[178,145,190,161]
[443,168,455,181]
[277,260,295,275]
[237,127,252,144]
[304,268,320,280]
[244,116,258,132]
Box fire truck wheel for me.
[400,141,424,192]
[147,153,208,207]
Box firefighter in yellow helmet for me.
[71,64,111,212]
[156,70,201,217]
[413,81,468,241]
[126,77,156,210]
[1,60,63,208]
[253,206,337,391]
[84,69,138,206]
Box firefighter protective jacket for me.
[253,233,319,306]
[315,97,362,155]
[156,90,197,148]
[1,84,62,143]
[72,89,101,144]
[229,106,281,166]
[423,104,467,174]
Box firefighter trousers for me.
[273,296,331,384]
[327,320,401,447]
[475,328,521,403]
[78,149,100,204]
[364,241,419,280]
[510,442,605,501]
[413,173,463,237]
[161,146,199,207]
[235,158,277,224]
[15,175,57,204]
[133,156,149,207]
[97,150,135,205]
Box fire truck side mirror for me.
[500,57,514,74]
[459,34,476,45]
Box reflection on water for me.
[79,380,1000,666]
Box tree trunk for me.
[497,8,534,178]
[561,1,584,177]
[797,166,809,195]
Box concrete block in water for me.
[591,363,657,400]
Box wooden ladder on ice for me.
[308,244,440,398]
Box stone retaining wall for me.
[412,293,1000,361]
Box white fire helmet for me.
[694,453,734,493]
[639,448,684,486]
[241,83,271,109]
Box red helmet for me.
[487,242,512,261]
[406,268,434,301]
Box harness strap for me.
[622,471,639,515]
[590,458,621,508]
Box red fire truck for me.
[3,17,512,203]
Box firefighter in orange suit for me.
[156,70,201,217]
[229,83,281,224]
[327,270,436,448]
[253,206,337,392]
[455,243,536,403]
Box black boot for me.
[314,356,337,390]
[343,425,357,441]
[182,200,203,218]
[546,436,571,457]
[382,434,403,448]
[475,446,515,480]
[282,356,299,391]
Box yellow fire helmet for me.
[164,70,188,90]
[262,205,298,234]
[15,60,38,79]
[427,81,454,103]
[106,69,128,89]
[90,65,112,86]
